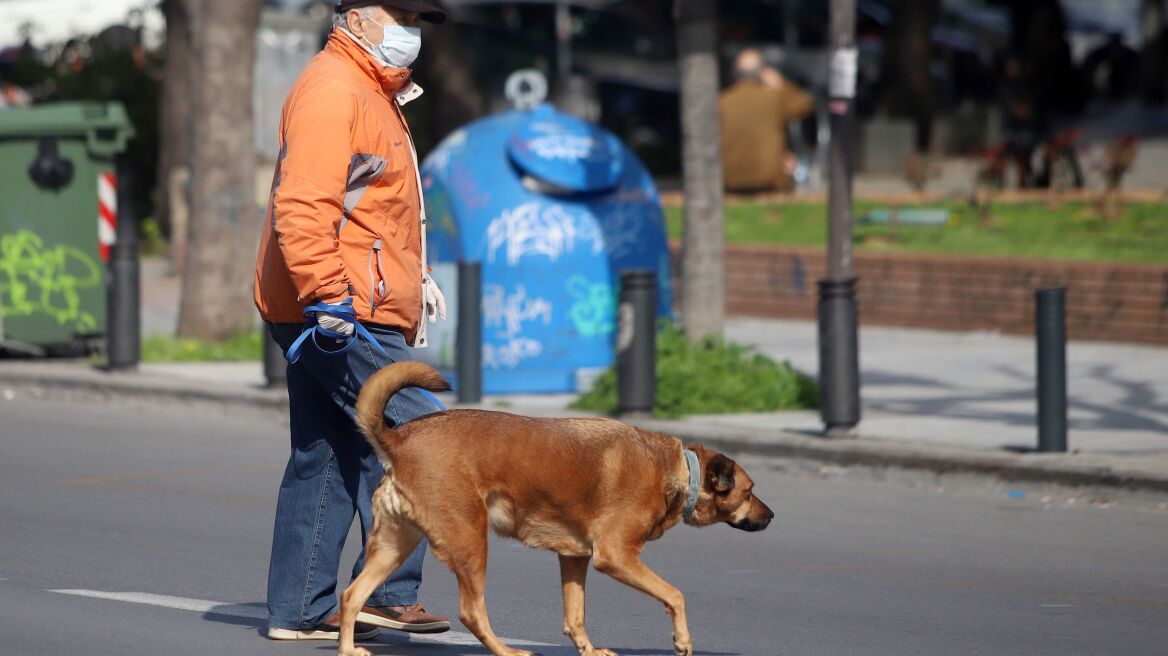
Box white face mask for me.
[361,18,421,69]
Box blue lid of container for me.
[507,105,624,194]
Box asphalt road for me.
[2,394,1166,656]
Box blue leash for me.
[283,299,446,412]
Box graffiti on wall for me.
[0,230,101,332]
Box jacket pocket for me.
[368,239,389,312]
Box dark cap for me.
[335,0,447,24]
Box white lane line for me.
[48,589,552,647]
[50,590,264,618]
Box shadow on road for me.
[201,607,738,656]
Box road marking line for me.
[1040,603,1073,608]
[48,589,552,647]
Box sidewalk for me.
[3,257,1167,491]
[2,322,1167,492]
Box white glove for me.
[317,302,355,337]
[423,275,446,324]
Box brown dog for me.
[337,362,774,656]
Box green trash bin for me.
[0,102,135,353]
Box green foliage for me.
[138,217,168,257]
[141,330,262,363]
[665,200,1168,264]
[571,323,818,418]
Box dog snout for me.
[733,500,774,532]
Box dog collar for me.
[683,449,700,520]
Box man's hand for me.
[423,276,446,323]
[317,299,356,337]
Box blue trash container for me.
[419,104,673,394]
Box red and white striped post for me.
[98,172,117,262]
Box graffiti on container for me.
[483,284,553,339]
[486,201,603,266]
[483,337,543,370]
[593,203,650,260]
[0,230,100,332]
[425,128,467,176]
[525,133,597,161]
[567,275,614,337]
[482,283,553,370]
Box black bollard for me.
[106,156,140,370]
[262,328,286,388]
[1036,288,1068,453]
[818,278,860,437]
[617,270,657,417]
[457,261,482,404]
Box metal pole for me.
[262,328,286,388]
[457,261,482,404]
[617,270,657,417]
[106,155,140,370]
[1036,288,1068,453]
[818,0,860,437]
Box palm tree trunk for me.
[176,0,264,340]
[675,0,724,342]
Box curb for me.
[628,418,1168,494]
[0,366,289,412]
[3,367,1166,494]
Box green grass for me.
[571,323,818,418]
[141,330,263,362]
[665,201,1168,264]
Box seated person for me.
[719,49,814,193]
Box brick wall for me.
[670,244,1168,344]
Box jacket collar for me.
[325,29,422,104]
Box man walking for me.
[254,0,450,641]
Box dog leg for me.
[337,520,423,656]
[559,555,617,656]
[593,546,693,656]
[450,553,536,656]
[429,516,533,656]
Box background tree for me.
[880,0,939,153]
[176,0,264,340]
[156,0,193,261]
[675,0,724,342]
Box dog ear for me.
[706,454,736,493]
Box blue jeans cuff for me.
[366,594,419,607]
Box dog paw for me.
[673,641,693,656]
[338,648,372,656]
[594,649,619,656]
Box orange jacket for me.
[254,30,432,346]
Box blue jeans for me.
[265,322,442,631]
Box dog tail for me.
[355,361,451,463]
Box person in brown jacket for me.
[255,0,452,642]
[719,48,815,193]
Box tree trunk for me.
[675,0,724,342]
[880,0,938,152]
[419,21,485,145]
[176,0,264,340]
[1139,0,1166,104]
[156,0,191,241]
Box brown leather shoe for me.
[266,612,380,641]
[358,603,451,634]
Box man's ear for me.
[706,454,736,493]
